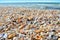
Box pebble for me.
[20,37,24,40]
[3,33,7,38]
[0,38,5,40]
[0,27,3,30]
[58,38,60,40]
[31,38,36,40]
[0,22,3,26]
[13,37,18,40]
[0,33,3,38]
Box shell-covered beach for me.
[0,7,60,40]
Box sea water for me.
[0,2,60,9]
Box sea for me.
[0,2,60,9]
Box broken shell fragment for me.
[27,16,33,21]
[58,38,60,40]
[19,24,25,29]
[35,35,43,40]
[34,29,40,33]
[17,18,22,23]
[8,33,16,39]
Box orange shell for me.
[36,35,42,40]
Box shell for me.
[58,38,60,40]
[19,24,25,29]
[8,33,16,39]
[35,35,43,40]
[27,16,33,21]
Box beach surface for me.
[0,7,60,40]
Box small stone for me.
[20,37,24,40]
[0,22,3,26]
[31,38,36,40]
[19,29,24,34]
[57,21,60,24]
[0,38,5,40]
[3,33,7,38]
[58,38,60,40]
[52,29,56,32]
[52,35,58,40]
[13,37,18,40]
[0,33,3,38]
[0,27,3,31]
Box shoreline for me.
[0,7,60,10]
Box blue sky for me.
[0,0,60,3]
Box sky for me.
[0,0,60,3]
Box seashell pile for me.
[0,7,60,40]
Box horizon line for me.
[0,2,60,4]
